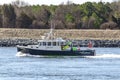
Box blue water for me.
[0,47,120,80]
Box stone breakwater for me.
[0,28,120,47]
[0,39,38,47]
[0,39,120,47]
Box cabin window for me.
[61,42,64,45]
[43,42,46,46]
[39,42,42,46]
[58,42,64,46]
[57,42,60,46]
[53,42,56,46]
[48,42,51,46]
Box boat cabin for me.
[36,38,71,51]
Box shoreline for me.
[0,28,120,47]
[0,39,120,47]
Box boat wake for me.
[85,54,120,59]
[16,52,120,59]
[16,52,45,57]
[16,52,28,57]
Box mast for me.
[45,21,54,40]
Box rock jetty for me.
[0,39,38,47]
[77,40,120,47]
[0,39,120,47]
[0,28,120,47]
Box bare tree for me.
[11,0,29,7]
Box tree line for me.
[0,0,120,29]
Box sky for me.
[0,0,113,5]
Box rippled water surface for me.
[0,47,120,80]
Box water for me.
[0,47,120,80]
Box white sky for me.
[0,0,113,5]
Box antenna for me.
[44,21,54,40]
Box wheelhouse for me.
[36,38,70,51]
[38,39,67,47]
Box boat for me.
[17,24,96,56]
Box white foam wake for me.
[86,54,120,58]
[16,52,120,59]
[16,52,45,57]
[16,52,28,57]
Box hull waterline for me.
[17,46,95,56]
